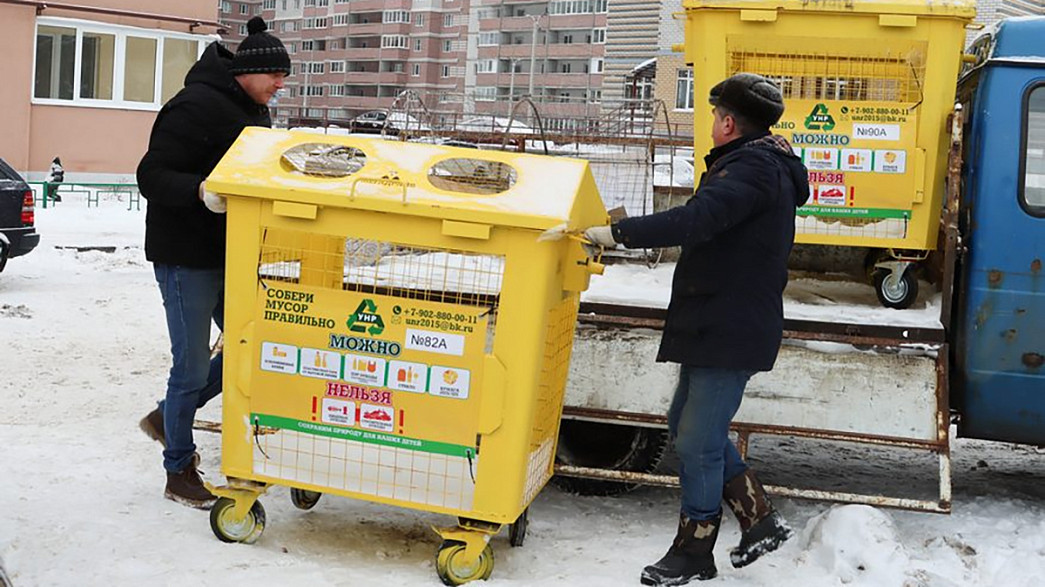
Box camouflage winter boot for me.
[139,407,166,448]
[640,513,720,586]
[722,469,793,568]
[165,461,217,509]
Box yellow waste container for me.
[681,0,975,305]
[203,128,607,584]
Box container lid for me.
[206,127,608,231]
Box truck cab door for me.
[956,71,1045,444]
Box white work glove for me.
[199,183,226,214]
[583,225,618,248]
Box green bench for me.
[30,181,141,210]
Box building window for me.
[560,63,571,74]
[590,58,604,73]
[561,33,573,45]
[476,59,496,74]
[33,19,206,108]
[383,10,410,24]
[478,32,499,46]
[221,1,231,13]
[263,0,276,9]
[592,28,605,44]
[414,13,426,26]
[124,36,157,103]
[1022,85,1045,215]
[303,17,328,29]
[414,38,423,51]
[381,35,409,49]
[443,14,454,27]
[329,60,345,73]
[412,63,421,76]
[333,14,349,26]
[476,86,496,101]
[239,3,249,15]
[238,24,247,35]
[676,69,694,110]
[588,89,602,104]
[477,7,499,19]
[443,39,452,52]
[441,65,450,77]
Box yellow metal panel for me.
[740,9,777,21]
[442,219,492,240]
[272,200,317,219]
[880,14,918,27]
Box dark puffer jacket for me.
[137,42,271,268]
[613,132,809,371]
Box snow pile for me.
[801,505,910,585]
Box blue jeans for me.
[154,264,224,473]
[668,366,755,521]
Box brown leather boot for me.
[722,469,792,568]
[640,513,720,585]
[139,407,166,448]
[165,462,217,510]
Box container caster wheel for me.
[209,497,266,544]
[508,508,528,547]
[435,540,495,585]
[874,267,919,309]
[290,488,322,510]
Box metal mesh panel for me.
[428,158,518,195]
[281,143,367,177]
[521,295,580,507]
[797,214,908,240]
[729,50,926,103]
[257,228,504,309]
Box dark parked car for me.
[349,110,432,135]
[0,158,40,272]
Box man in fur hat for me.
[584,73,810,585]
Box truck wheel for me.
[553,420,669,496]
[874,267,919,309]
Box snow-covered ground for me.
[2,195,1044,586]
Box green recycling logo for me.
[804,103,836,131]
[346,299,385,336]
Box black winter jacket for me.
[137,42,271,268]
[613,132,809,371]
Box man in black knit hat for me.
[583,73,809,585]
[136,16,289,509]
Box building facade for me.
[1,0,222,177]
[221,0,611,128]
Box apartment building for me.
[221,0,467,127]
[468,0,608,125]
[601,0,659,105]
[1,0,221,176]
[222,0,611,127]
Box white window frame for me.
[333,14,349,26]
[592,28,605,44]
[383,10,410,24]
[329,60,345,73]
[443,13,454,27]
[676,68,694,111]
[443,39,452,52]
[31,16,208,112]
[239,3,249,15]
[414,13,426,27]
[478,32,499,46]
[441,64,450,77]
[381,35,409,49]
[412,63,421,76]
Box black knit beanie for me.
[229,17,291,75]
[708,73,785,129]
